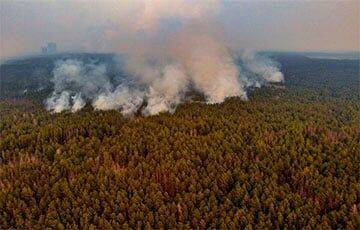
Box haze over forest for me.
[1,0,359,59]
[0,0,359,229]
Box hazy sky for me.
[0,0,359,59]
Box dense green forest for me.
[0,54,359,228]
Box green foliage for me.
[0,55,359,228]
[0,86,359,228]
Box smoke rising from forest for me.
[45,0,283,115]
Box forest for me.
[0,54,359,228]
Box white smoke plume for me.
[45,0,284,116]
[240,50,284,84]
[93,85,144,115]
[71,93,86,112]
[46,59,111,112]
[46,91,71,113]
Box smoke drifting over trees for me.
[45,0,284,115]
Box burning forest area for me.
[0,0,359,229]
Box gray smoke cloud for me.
[46,59,111,112]
[46,51,283,115]
[236,50,284,90]
[93,85,144,115]
[240,50,284,84]
[45,0,284,116]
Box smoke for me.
[46,59,111,112]
[45,0,284,116]
[231,50,284,90]
[71,93,86,112]
[46,91,71,113]
[93,85,144,115]
[240,50,284,84]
